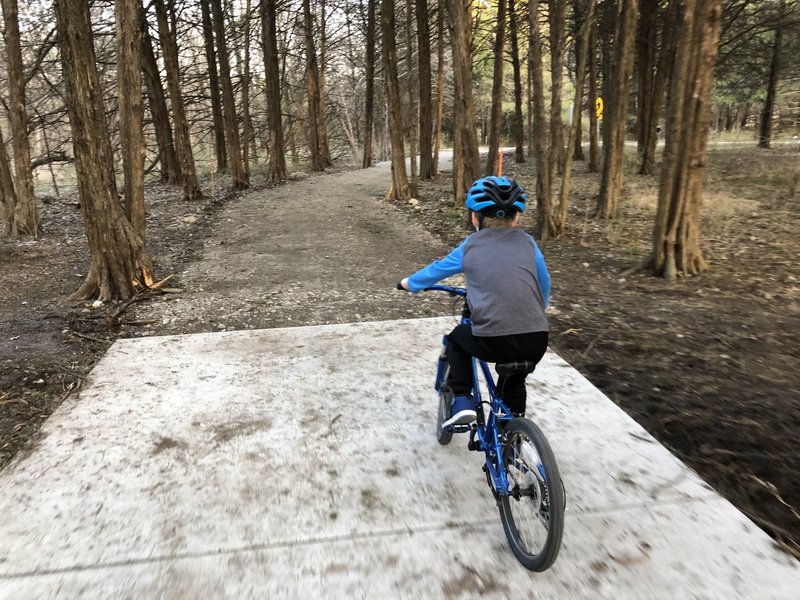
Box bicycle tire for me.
[498,417,564,571]
[436,365,453,445]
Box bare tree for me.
[116,0,145,240]
[304,0,331,171]
[596,0,637,219]
[362,0,376,168]
[447,0,480,202]
[416,0,434,179]
[199,0,227,171]
[758,0,785,149]
[529,0,553,238]
[508,0,525,163]
[154,0,201,200]
[432,0,446,174]
[554,0,596,234]
[141,19,180,184]
[1,0,39,236]
[261,0,287,181]
[649,0,723,279]
[486,0,506,176]
[382,0,411,200]
[55,0,152,300]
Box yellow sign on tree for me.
[596,97,604,121]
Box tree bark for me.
[640,0,676,175]
[758,0,784,149]
[555,0,596,235]
[1,0,39,236]
[382,0,411,200]
[154,0,201,200]
[636,0,658,153]
[650,0,722,280]
[116,0,146,241]
[432,0,446,174]
[596,0,637,219]
[405,0,419,196]
[447,0,480,202]
[486,0,507,176]
[208,0,249,189]
[529,0,553,238]
[362,0,376,168]
[261,0,287,181]
[0,125,18,236]
[508,0,525,163]
[141,20,180,184]
[572,0,587,161]
[587,27,599,172]
[199,0,227,171]
[55,0,152,300]
[304,0,330,171]
[241,0,256,173]
[416,0,434,179]
[548,0,567,180]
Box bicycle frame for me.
[429,285,516,497]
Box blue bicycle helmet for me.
[465,176,526,217]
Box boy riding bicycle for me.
[399,176,550,428]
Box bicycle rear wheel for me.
[498,418,564,571]
[436,365,453,445]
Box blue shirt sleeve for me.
[406,240,466,292]
[530,237,551,308]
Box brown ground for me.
[1,146,798,559]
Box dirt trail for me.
[130,163,455,334]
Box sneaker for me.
[442,395,477,428]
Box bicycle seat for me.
[495,361,537,376]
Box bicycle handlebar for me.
[422,285,466,297]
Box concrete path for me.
[1,317,797,598]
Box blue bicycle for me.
[428,285,565,571]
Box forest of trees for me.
[0,0,798,299]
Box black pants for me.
[446,325,549,415]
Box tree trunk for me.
[405,0,419,196]
[199,0,227,171]
[116,0,146,241]
[1,0,39,236]
[554,0,596,235]
[0,126,19,236]
[486,0,507,176]
[241,0,256,174]
[640,0,676,175]
[317,0,332,166]
[447,0,480,202]
[416,0,434,179]
[141,20,180,184]
[596,0,637,219]
[758,0,784,149]
[548,0,567,180]
[261,0,287,181]
[55,0,152,300]
[650,0,722,280]
[508,0,525,163]
[572,0,587,162]
[362,0,376,168]
[529,0,553,238]
[382,0,411,200]
[154,0,201,200]
[587,27,599,172]
[304,0,329,171]
[432,0,446,175]
[209,0,248,189]
[636,0,658,153]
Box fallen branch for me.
[68,331,109,344]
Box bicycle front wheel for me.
[436,364,453,446]
[498,418,564,571]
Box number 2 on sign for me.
[595,97,604,121]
